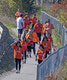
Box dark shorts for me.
[18,29,23,34]
[27,46,31,52]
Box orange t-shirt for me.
[45,23,54,34]
[37,49,44,61]
[34,23,43,33]
[20,40,28,52]
[41,41,49,51]
[23,16,31,24]
[15,11,23,19]
[48,36,53,48]
[12,45,23,59]
[31,17,37,24]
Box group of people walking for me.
[11,9,54,73]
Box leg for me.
[15,59,18,71]
[18,29,23,40]
[33,43,35,55]
[24,50,26,63]
[38,60,42,64]
[18,59,21,72]
[44,33,46,37]
[37,33,41,41]
[32,24,34,29]
[27,46,31,58]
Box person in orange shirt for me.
[23,13,31,30]
[40,36,50,58]
[25,29,40,55]
[45,19,54,36]
[15,9,23,19]
[11,41,23,73]
[47,33,53,53]
[36,44,45,64]
[31,14,37,29]
[20,37,29,63]
[34,20,43,41]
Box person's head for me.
[43,36,48,41]
[19,14,23,18]
[18,9,20,11]
[45,21,48,24]
[26,12,29,16]
[39,44,44,50]
[34,13,36,17]
[47,19,50,23]
[37,20,40,24]
[15,41,21,47]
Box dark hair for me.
[42,36,48,41]
[20,14,23,17]
[45,21,48,24]
[47,19,50,23]
[40,44,44,49]
[16,41,22,47]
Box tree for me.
[51,0,67,28]
[21,0,35,14]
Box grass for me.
[0,15,17,38]
[52,29,62,48]
[56,60,67,80]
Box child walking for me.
[11,41,23,73]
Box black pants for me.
[32,24,34,29]
[31,42,35,55]
[37,33,41,41]
[24,50,26,60]
[44,33,46,37]
[38,60,42,64]
[45,51,49,58]
[15,59,21,71]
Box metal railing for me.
[36,11,67,80]
[41,11,67,46]
[37,44,67,80]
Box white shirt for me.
[17,17,23,29]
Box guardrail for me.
[37,44,67,80]
[41,11,67,46]
[36,11,67,80]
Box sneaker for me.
[18,70,20,73]
[16,70,18,73]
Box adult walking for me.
[16,14,23,40]
[45,19,54,36]
[15,9,23,19]
[34,20,43,41]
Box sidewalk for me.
[0,52,38,80]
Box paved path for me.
[0,51,38,80]
[0,28,39,80]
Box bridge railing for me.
[37,44,67,80]
[41,11,67,46]
[36,11,67,80]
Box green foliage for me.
[52,25,62,48]
[0,0,36,16]
[21,0,35,14]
